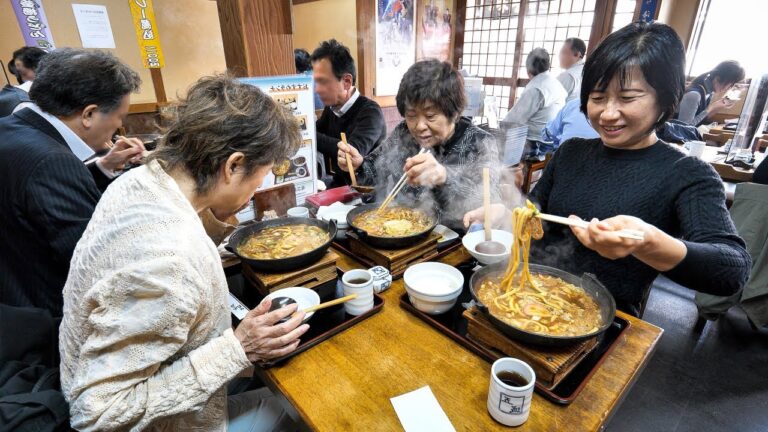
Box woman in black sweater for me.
[465,22,751,316]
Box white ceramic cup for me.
[487,358,536,427]
[287,207,310,218]
[687,140,706,158]
[341,269,374,315]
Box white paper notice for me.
[72,4,116,49]
[390,386,456,432]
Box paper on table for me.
[390,386,456,432]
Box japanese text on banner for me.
[128,0,165,68]
[11,0,56,51]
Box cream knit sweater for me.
[59,160,252,431]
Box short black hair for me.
[12,46,47,72]
[7,59,21,84]
[526,48,551,76]
[396,59,465,120]
[310,39,356,85]
[565,37,586,58]
[710,61,745,86]
[29,48,141,116]
[294,48,311,73]
[581,22,685,129]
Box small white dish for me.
[433,224,459,245]
[462,229,513,265]
[404,262,464,315]
[264,287,320,322]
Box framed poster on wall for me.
[375,0,417,96]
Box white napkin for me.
[390,386,456,432]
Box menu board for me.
[240,75,318,205]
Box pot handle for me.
[224,244,235,254]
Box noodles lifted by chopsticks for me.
[475,200,602,337]
[501,200,543,291]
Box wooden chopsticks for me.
[378,147,429,212]
[302,293,358,314]
[341,132,358,186]
[535,212,646,241]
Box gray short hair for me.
[526,48,551,77]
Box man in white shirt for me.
[556,37,586,102]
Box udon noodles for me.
[238,224,328,260]
[476,200,602,337]
[352,206,432,237]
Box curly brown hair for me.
[150,75,301,194]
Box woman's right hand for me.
[233,298,310,362]
[707,96,737,115]
[337,141,363,172]
[463,203,510,229]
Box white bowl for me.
[264,287,320,322]
[462,229,513,265]
[403,262,464,315]
[320,210,350,240]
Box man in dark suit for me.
[0,48,143,316]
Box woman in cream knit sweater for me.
[59,75,306,431]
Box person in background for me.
[60,75,306,431]
[503,48,567,160]
[543,97,599,149]
[677,60,745,126]
[0,48,145,316]
[7,57,22,84]
[0,47,48,116]
[556,37,586,102]
[338,59,501,230]
[11,46,47,92]
[312,39,386,187]
[294,47,324,111]
[465,22,750,316]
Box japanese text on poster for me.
[240,75,318,206]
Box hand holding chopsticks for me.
[378,147,429,212]
[535,212,646,241]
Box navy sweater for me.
[530,138,751,315]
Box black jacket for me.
[0,108,102,316]
[315,94,386,187]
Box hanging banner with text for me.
[11,0,56,51]
[128,0,165,68]
[638,0,659,23]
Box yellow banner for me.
[128,0,164,68]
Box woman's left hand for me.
[569,215,651,260]
[403,152,447,187]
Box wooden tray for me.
[464,307,598,389]
[334,232,462,279]
[258,275,385,368]
[242,250,339,295]
[398,261,631,405]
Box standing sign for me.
[128,0,164,68]
[72,4,116,49]
[375,0,416,96]
[11,0,56,51]
[240,75,318,206]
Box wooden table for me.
[703,124,768,151]
[256,247,664,431]
[690,145,765,183]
